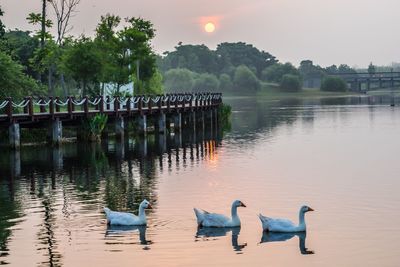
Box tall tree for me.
[27,2,54,92]
[49,0,81,45]
[160,44,218,74]
[49,0,81,96]
[94,15,158,93]
[63,37,102,96]
[41,0,49,49]
[0,5,5,39]
[216,42,277,77]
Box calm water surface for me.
[1,96,400,266]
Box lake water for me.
[1,95,400,266]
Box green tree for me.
[3,30,39,78]
[299,60,324,78]
[63,37,102,96]
[280,74,302,92]
[321,76,347,92]
[233,65,260,92]
[163,68,196,92]
[27,7,55,93]
[0,6,5,39]
[216,42,277,77]
[144,69,163,95]
[0,51,42,99]
[160,43,218,74]
[219,73,233,92]
[95,14,121,90]
[325,64,357,74]
[193,73,220,92]
[262,62,300,83]
[94,15,158,94]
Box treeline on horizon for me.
[158,42,400,94]
[1,2,400,101]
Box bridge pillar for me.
[137,115,147,135]
[9,123,20,149]
[157,132,167,153]
[10,150,21,177]
[198,111,205,130]
[174,131,182,148]
[208,109,214,130]
[189,111,196,131]
[173,113,182,132]
[137,137,148,157]
[52,147,63,170]
[213,108,218,130]
[49,118,62,146]
[156,113,166,134]
[115,141,125,159]
[115,117,125,140]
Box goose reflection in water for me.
[195,227,247,252]
[260,231,314,255]
[105,225,152,248]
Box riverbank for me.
[222,83,400,100]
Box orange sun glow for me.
[204,22,216,33]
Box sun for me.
[204,22,215,33]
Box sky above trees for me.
[2,0,400,67]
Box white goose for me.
[194,200,246,227]
[104,199,152,226]
[259,205,314,232]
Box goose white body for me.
[259,206,313,233]
[104,200,152,226]
[194,200,246,228]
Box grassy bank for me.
[258,84,359,99]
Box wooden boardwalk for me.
[0,93,223,148]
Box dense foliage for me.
[193,73,220,92]
[160,42,277,77]
[0,51,44,99]
[0,3,162,99]
[163,68,196,92]
[0,6,4,39]
[279,74,302,92]
[262,62,300,83]
[321,76,348,92]
[233,65,260,92]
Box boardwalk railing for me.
[1,93,223,149]
[0,93,222,122]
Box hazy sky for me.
[2,0,400,67]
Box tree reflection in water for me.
[0,125,221,265]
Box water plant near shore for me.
[218,103,232,132]
[82,114,108,142]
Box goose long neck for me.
[139,205,146,218]
[299,210,306,227]
[231,204,238,219]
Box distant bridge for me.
[332,72,400,91]
[0,93,222,149]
